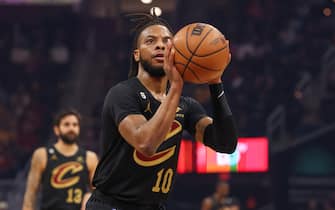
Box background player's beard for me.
[59,132,78,145]
[140,57,165,77]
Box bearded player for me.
[22,108,98,210]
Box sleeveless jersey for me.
[40,145,89,210]
[93,77,207,205]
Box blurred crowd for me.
[208,0,335,137]
[0,22,73,178]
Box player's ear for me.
[133,49,140,62]
[53,126,60,136]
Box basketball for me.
[173,23,230,84]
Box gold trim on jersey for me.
[133,119,182,167]
[51,161,84,189]
[134,145,176,167]
[164,120,182,140]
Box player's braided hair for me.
[126,11,173,78]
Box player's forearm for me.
[204,116,238,153]
[203,83,238,153]
[81,192,92,210]
[22,179,39,210]
[138,85,182,155]
[22,148,45,210]
[22,203,35,210]
[22,191,37,210]
[22,152,43,210]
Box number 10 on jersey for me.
[152,168,174,194]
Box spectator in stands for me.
[201,181,239,210]
[218,197,241,210]
[303,198,322,210]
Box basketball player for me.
[201,181,237,210]
[86,13,238,210]
[22,109,99,210]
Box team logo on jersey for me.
[51,154,58,160]
[49,148,55,154]
[165,120,182,140]
[140,92,147,99]
[133,120,182,167]
[144,101,152,114]
[51,161,84,189]
[176,107,184,118]
[76,156,84,163]
[134,145,176,167]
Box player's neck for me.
[137,71,168,97]
[54,141,79,157]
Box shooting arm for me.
[195,83,238,153]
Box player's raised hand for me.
[208,52,231,84]
[164,40,183,88]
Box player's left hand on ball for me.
[208,51,231,84]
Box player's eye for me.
[145,38,154,44]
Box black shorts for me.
[86,190,166,210]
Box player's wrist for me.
[209,83,224,98]
[169,82,183,94]
[209,83,232,117]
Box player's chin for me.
[151,62,164,70]
[153,56,164,62]
[149,68,165,77]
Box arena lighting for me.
[150,6,162,16]
[141,0,152,4]
[196,137,269,173]
[177,137,269,174]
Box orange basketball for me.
[173,23,230,84]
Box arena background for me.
[0,0,334,209]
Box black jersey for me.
[40,145,89,210]
[93,77,207,205]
